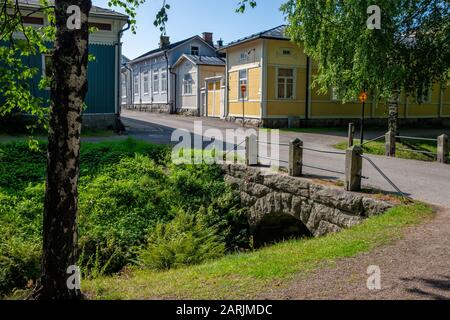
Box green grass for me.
[335,139,445,161]
[0,128,116,140]
[82,202,433,300]
[81,128,117,137]
[0,138,250,297]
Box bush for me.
[0,139,250,296]
[0,184,43,295]
[138,210,225,270]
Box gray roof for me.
[131,35,218,63]
[18,0,128,20]
[133,36,197,61]
[220,25,289,50]
[182,54,225,66]
[121,55,130,65]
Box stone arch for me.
[251,212,312,247]
[248,192,313,247]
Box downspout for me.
[170,67,177,114]
[124,64,133,107]
[164,51,172,113]
[305,56,311,121]
[116,20,131,116]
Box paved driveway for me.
[121,110,450,208]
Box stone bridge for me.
[221,164,393,246]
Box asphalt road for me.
[121,110,450,208]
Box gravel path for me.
[260,206,450,300]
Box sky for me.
[93,0,286,59]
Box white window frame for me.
[238,69,248,101]
[160,68,167,93]
[183,73,194,96]
[153,69,159,94]
[190,45,200,56]
[143,71,149,95]
[239,52,249,62]
[133,74,139,96]
[276,67,295,100]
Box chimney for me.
[217,38,224,48]
[159,35,170,48]
[202,32,213,45]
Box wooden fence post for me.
[437,134,449,164]
[345,145,363,191]
[289,138,303,177]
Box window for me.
[183,74,193,95]
[153,70,159,94]
[121,74,127,98]
[191,46,199,56]
[239,52,249,62]
[133,74,139,96]
[88,22,112,31]
[277,68,294,99]
[331,87,340,101]
[239,69,248,100]
[143,72,149,95]
[282,49,291,55]
[417,89,431,104]
[42,54,53,78]
[23,16,44,25]
[161,69,167,93]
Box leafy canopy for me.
[280,0,450,101]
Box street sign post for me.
[359,91,368,144]
[241,84,247,127]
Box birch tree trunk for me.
[387,88,400,137]
[32,0,91,300]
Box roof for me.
[173,54,225,69]
[131,35,217,63]
[121,55,130,65]
[17,0,128,20]
[133,36,197,61]
[220,25,289,50]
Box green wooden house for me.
[9,0,129,129]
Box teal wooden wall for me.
[25,44,116,114]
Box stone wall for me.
[176,108,200,117]
[129,103,172,114]
[221,164,393,245]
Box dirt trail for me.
[261,206,450,300]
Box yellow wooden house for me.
[216,25,450,128]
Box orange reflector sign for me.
[359,91,368,103]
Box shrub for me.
[0,184,43,295]
[138,210,225,270]
[78,155,173,274]
[0,139,250,295]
